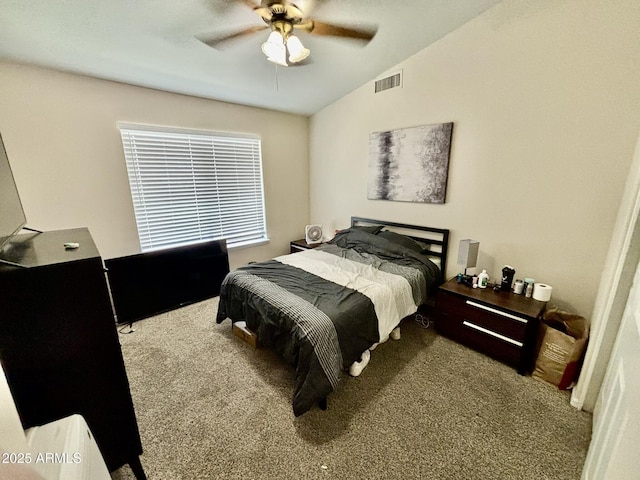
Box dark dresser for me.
[0,228,145,478]
[434,278,547,374]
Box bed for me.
[216,217,450,416]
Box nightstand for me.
[290,238,323,253]
[434,278,547,374]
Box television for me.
[0,133,28,255]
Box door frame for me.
[571,131,640,413]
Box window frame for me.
[118,123,269,252]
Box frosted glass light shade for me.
[266,53,288,66]
[287,35,310,63]
[262,31,287,66]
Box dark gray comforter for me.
[216,228,442,416]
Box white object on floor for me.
[349,350,371,377]
[369,333,390,351]
[0,364,28,453]
[25,415,111,480]
[352,326,400,376]
[1,358,110,480]
[390,326,401,340]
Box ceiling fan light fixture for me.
[286,34,310,64]
[261,30,283,50]
[266,53,288,67]
[261,31,288,66]
[197,3,378,70]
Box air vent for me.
[374,71,402,93]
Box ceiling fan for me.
[196,0,378,67]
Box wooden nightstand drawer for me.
[437,292,527,344]
[436,308,523,366]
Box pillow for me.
[351,225,384,235]
[376,230,431,253]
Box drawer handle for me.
[462,320,524,347]
[465,300,528,324]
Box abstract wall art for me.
[368,122,453,204]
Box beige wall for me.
[308,0,640,319]
[1,0,639,319]
[0,62,309,268]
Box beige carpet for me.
[111,297,591,480]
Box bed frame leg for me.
[319,397,328,410]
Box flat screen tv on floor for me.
[0,132,28,257]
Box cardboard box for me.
[232,321,258,348]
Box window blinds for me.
[119,125,268,252]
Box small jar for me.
[513,279,524,294]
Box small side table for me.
[290,238,323,253]
[434,278,547,374]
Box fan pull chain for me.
[275,64,279,92]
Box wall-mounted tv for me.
[0,133,27,254]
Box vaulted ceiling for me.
[0,0,502,115]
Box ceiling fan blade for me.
[201,0,257,14]
[298,20,377,42]
[292,0,322,16]
[236,0,260,9]
[196,25,268,49]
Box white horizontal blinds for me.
[120,126,267,251]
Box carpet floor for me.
[111,297,591,480]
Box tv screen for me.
[0,133,27,253]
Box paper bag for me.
[532,307,589,389]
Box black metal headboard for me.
[350,217,450,276]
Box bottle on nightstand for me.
[478,270,489,289]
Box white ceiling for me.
[0,0,501,116]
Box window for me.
[119,124,268,252]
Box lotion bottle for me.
[478,270,489,289]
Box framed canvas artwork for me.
[368,122,453,204]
